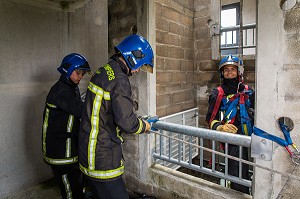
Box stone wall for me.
[155,0,196,117]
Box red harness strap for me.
[208,85,249,127]
[209,86,224,126]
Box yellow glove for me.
[216,124,238,134]
[144,121,151,133]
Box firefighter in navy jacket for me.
[42,53,91,199]
[78,34,153,199]
[206,55,255,194]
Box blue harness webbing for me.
[220,87,253,136]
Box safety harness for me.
[209,85,253,136]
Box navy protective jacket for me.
[42,76,83,165]
[79,56,148,181]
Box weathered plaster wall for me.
[254,0,300,198]
[0,0,107,197]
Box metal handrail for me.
[221,23,256,32]
[152,108,252,188]
[153,121,251,147]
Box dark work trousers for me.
[50,163,84,199]
[86,177,130,199]
[228,144,250,194]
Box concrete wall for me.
[149,164,251,199]
[155,0,196,118]
[0,0,107,197]
[254,0,300,198]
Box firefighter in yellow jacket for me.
[78,34,153,199]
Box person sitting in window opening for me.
[206,54,255,194]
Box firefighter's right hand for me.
[145,121,151,133]
[216,124,238,134]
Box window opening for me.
[221,3,240,55]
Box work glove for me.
[145,121,151,133]
[147,116,159,131]
[216,123,238,134]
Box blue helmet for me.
[218,54,244,78]
[114,34,154,73]
[57,53,91,78]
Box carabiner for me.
[291,152,300,165]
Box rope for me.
[153,131,300,181]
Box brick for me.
[181,60,194,71]
[194,4,210,18]
[157,71,172,83]
[184,49,194,60]
[155,2,162,18]
[181,101,196,111]
[156,57,165,70]
[193,71,214,82]
[180,82,194,90]
[156,17,169,32]
[172,90,192,103]
[194,0,210,8]
[195,60,218,71]
[171,72,186,83]
[162,7,180,22]
[173,0,194,10]
[156,30,165,44]
[184,27,194,38]
[244,71,255,83]
[195,27,210,40]
[157,94,172,107]
[156,85,166,94]
[186,72,194,83]
[165,84,181,93]
[195,39,211,51]
[166,104,182,115]
[165,59,181,71]
[180,37,194,49]
[164,33,180,46]
[194,16,211,29]
[243,59,255,71]
[169,46,184,59]
[197,103,209,117]
[156,107,167,117]
[194,49,212,61]
[169,22,184,36]
[180,14,193,28]
[157,44,170,57]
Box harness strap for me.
[209,86,224,126]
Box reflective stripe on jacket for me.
[42,76,82,165]
[79,57,147,181]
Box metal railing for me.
[154,108,199,169]
[152,108,252,188]
[220,23,256,55]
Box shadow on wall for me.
[23,69,54,183]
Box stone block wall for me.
[155,0,196,117]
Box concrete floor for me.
[1,178,155,199]
[2,178,61,199]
